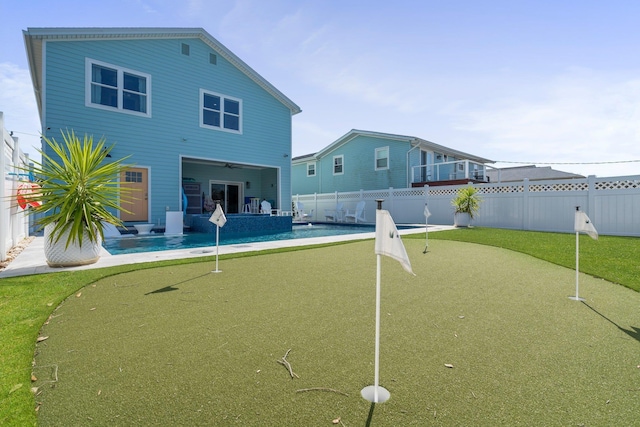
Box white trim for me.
[42,41,47,139]
[333,155,344,176]
[199,88,243,134]
[375,146,389,171]
[85,58,151,118]
[313,129,494,165]
[24,28,301,120]
[307,161,316,177]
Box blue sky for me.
[1,0,640,177]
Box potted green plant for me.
[451,185,482,227]
[20,130,132,267]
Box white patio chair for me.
[324,202,344,222]
[295,202,314,221]
[345,201,366,223]
[261,200,273,215]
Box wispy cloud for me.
[0,63,41,158]
[453,68,640,170]
[213,2,438,115]
[134,0,160,15]
[291,119,338,156]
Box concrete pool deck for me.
[0,225,455,278]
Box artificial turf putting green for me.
[33,239,640,426]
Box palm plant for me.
[451,186,482,219]
[23,130,132,248]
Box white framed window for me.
[375,146,389,170]
[333,155,344,175]
[200,89,242,133]
[86,58,151,117]
[307,162,316,177]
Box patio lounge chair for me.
[101,221,134,238]
[324,202,344,222]
[295,202,314,221]
[345,201,366,223]
[102,221,123,238]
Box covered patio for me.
[181,157,283,215]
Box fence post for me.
[587,175,596,223]
[523,178,530,231]
[314,193,318,221]
[0,112,6,261]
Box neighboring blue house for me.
[292,129,494,195]
[23,27,300,227]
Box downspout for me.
[406,141,420,188]
[317,155,322,194]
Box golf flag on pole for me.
[209,204,226,273]
[375,209,415,275]
[570,207,597,301]
[574,210,597,240]
[423,203,431,254]
[209,204,227,228]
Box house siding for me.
[291,129,495,196]
[42,36,293,221]
[292,134,410,194]
[291,160,319,196]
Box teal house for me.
[292,129,493,195]
[23,28,301,228]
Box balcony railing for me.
[411,160,499,184]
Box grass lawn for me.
[411,227,640,292]
[1,229,639,425]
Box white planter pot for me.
[454,212,472,227]
[44,223,102,267]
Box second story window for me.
[86,59,150,117]
[333,155,344,175]
[201,89,242,133]
[375,146,389,170]
[307,162,316,177]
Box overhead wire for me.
[494,159,640,165]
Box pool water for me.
[103,224,386,255]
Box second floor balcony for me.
[411,160,500,186]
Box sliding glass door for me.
[210,181,242,214]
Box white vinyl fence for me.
[1,112,31,262]
[294,174,640,237]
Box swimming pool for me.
[102,223,393,255]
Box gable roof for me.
[291,153,317,162]
[486,165,584,182]
[23,27,302,118]
[294,129,493,164]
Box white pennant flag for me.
[574,210,597,240]
[424,204,431,219]
[209,204,227,227]
[375,210,414,275]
